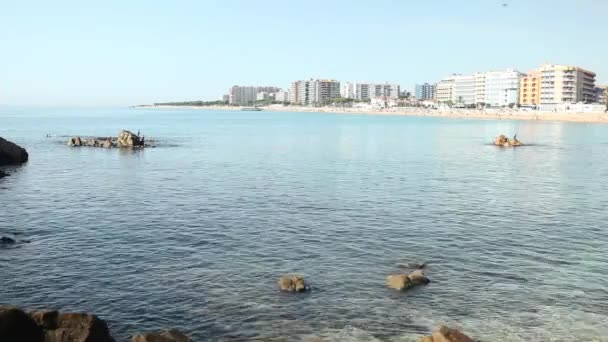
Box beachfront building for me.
[452,74,476,106]
[539,64,597,104]
[595,85,607,104]
[290,79,341,105]
[274,90,290,103]
[483,69,524,107]
[228,85,282,105]
[519,70,541,106]
[341,82,400,100]
[435,76,455,103]
[415,83,436,100]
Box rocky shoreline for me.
[0,136,29,179]
[0,306,475,342]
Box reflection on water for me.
[1,107,607,341]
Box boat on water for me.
[241,107,263,111]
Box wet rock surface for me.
[419,325,476,342]
[0,137,29,165]
[278,275,309,292]
[68,130,148,148]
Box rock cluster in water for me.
[494,134,522,147]
[0,307,190,342]
[68,130,146,148]
[386,269,430,291]
[419,325,475,342]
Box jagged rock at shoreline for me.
[132,329,190,342]
[419,326,475,342]
[278,275,309,292]
[0,137,29,165]
[68,130,146,148]
[494,134,522,147]
[0,307,115,342]
[386,269,430,291]
[0,307,191,342]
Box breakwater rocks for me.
[494,134,522,147]
[386,269,431,291]
[68,130,147,148]
[0,307,191,342]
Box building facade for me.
[274,90,290,103]
[435,76,455,103]
[228,86,282,105]
[452,74,477,106]
[539,64,596,104]
[341,82,400,100]
[483,69,523,107]
[519,70,541,106]
[415,83,436,100]
[290,79,340,105]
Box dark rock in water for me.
[0,137,29,165]
[0,170,7,178]
[67,137,82,147]
[0,236,16,244]
[0,307,115,342]
[117,130,144,147]
[396,262,427,270]
[0,307,45,342]
[132,329,190,342]
[419,325,475,342]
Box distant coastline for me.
[138,104,608,124]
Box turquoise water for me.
[1,106,607,341]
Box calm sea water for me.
[1,106,607,342]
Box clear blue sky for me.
[1,0,606,106]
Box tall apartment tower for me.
[435,76,456,103]
[539,64,596,104]
[290,79,340,105]
[415,83,436,100]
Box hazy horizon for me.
[2,0,607,106]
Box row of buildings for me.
[225,80,401,106]
[416,63,605,108]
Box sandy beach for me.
[145,104,608,124]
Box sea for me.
[1,106,607,341]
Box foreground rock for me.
[0,137,29,165]
[0,169,7,178]
[279,275,309,292]
[132,329,190,342]
[386,269,430,291]
[419,326,475,342]
[0,307,114,342]
[0,236,16,244]
[494,134,522,147]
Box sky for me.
[1,0,607,106]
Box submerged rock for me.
[279,275,309,292]
[132,329,190,342]
[419,326,475,342]
[494,134,522,147]
[0,236,16,244]
[0,137,29,165]
[386,269,430,291]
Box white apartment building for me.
[435,76,455,103]
[539,64,597,104]
[274,90,290,103]
[452,74,476,106]
[437,69,523,107]
[483,69,523,107]
[341,82,400,100]
[228,86,258,105]
[290,79,341,105]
